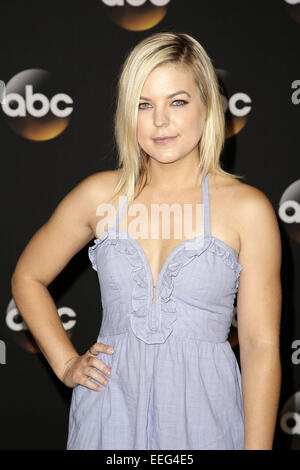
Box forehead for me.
[141,63,196,93]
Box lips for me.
[153,136,177,144]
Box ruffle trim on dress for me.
[235,263,243,290]
[87,232,243,344]
[127,236,214,344]
[149,236,214,344]
[113,236,151,341]
[88,230,117,271]
[88,231,214,344]
[208,239,243,290]
[114,232,178,345]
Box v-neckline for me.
[112,173,209,303]
[115,228,208,304]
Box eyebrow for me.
[139,90,191,101]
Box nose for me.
[153,105,169,127]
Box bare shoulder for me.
[80,169,123,236]
[208,172,281,257]
[210,172,277,225]
[236,180,282,263]
[11,168,123,284]
[211,171,264,198]
[77,168,122,203]
[46,168,123,232]
[231,179,278,228]
[215,174,282,268]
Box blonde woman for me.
[11,32,282,450]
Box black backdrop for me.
[1,0,299,450]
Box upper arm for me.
[236,185,282,351]
[11,171,112,287]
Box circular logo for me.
[1,69,73,141]
[217,69,252,138]
[101,0,170,31]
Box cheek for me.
[137,117,149,140]
[183,109,205,135]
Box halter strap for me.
[111,195,127,234]
[202,172,211,237]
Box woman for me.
[11,32,282,450]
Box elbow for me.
[11,267,35,292]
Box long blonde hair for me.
[110,31,245,205]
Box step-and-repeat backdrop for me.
[0,0,299,450]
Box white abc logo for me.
[222,92,252,117]
[1,84,73,118]
[102,0,170,6]
[279,200,300,223]
[284,0,300,5]
[6,299,77,332]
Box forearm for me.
[240,344,281,450]
[11,275,79,381]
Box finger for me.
[86,356,111,377]
[89,342,114,356]
[80,376,102,392]
[85,366,109,387]
[87,347,98,357]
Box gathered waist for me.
[97,326,230,345]
[98,302,233,345]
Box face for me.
[137,62,207,164]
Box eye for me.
[138,102,151,110]
[172,99,188,106]
[138,99,188,110]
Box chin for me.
[150,155,180,164]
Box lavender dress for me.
[67,173,244,450]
